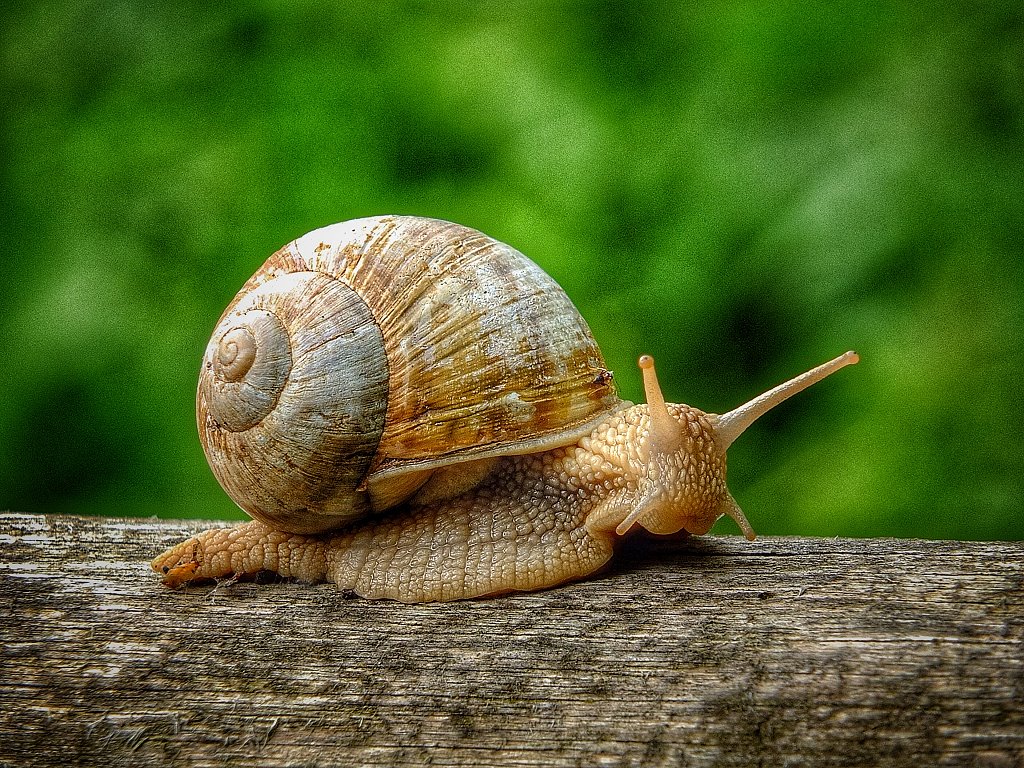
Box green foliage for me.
[1,0,1021,539]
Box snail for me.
[152,215,858,602]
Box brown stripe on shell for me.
[283,217,622,479]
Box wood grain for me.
[1,513,1021,767]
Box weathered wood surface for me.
[0,513,1021,768]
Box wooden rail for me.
[1,513,1021,767]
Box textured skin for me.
[153,404,729,602]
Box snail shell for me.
[198,216,621,534]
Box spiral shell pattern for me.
[205,311,290,430]
[198,271,388,533]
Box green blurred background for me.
[1,1,1021,540]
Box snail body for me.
[153,215,858,602]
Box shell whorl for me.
[205,310,291,431]
[214,327,257,382]
[198,271,388,534]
